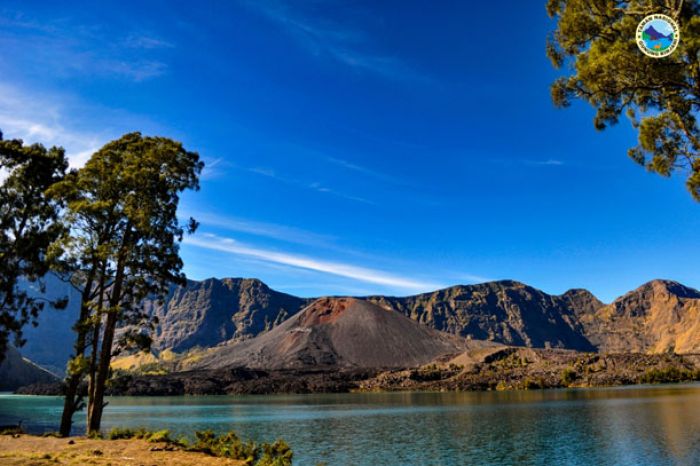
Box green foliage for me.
[639,366,700,384]
[189,430,257,462]
[547,0,700,200]
[146,429,173,443]
[409,363,464,382]
[0,426,25,435]
[522,378,541,390]
[561,367,578,386]
[257,440,294,466]
[0,133,68,362]
[52,132,204,434]
[102,427,293,466]
[66,355,89,377]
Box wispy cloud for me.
[123,33,174,50]
[0,83,105,167]
[526,159,565,166]
[325,156,395,183]
[0,82,166,168]
[489,157,566,169]
[0,10,171,82]
[199,157,232,180]
[247,165,375,204]
[181,210,338,248]
[244,0,427,82]
[185,233,445,292]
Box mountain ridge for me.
[13,276,700,381]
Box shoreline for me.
[0,434,247,466]
[5,380,700,398]
[13,348,700,397]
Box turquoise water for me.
[2,385,700,465]
[643,37,673,52]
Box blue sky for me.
[1,1,698,302]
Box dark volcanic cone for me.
[196,297,474,370]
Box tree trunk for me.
[86,269,106,425]
[59,271,95,437]
[86,309,117,434]
[86,233,129,435]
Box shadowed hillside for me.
[142,278,308,352]
[0,346,58,391]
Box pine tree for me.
[547,0,700,199]
[0,132,68,362]
[51,132,203,436]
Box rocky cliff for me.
[577,280,700,354]
[16,277,700,384]
[143,278,308,351]
[367,280,601,351]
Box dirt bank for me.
[0,434,245,465]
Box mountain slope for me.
[19,276,308,371]
[196,298,483,370]
[143,278,308,351]
[578,280,700,354]
[367,280,600,351]
[17,274,81,375]
[0,346,58,391]
[19,275,700,376]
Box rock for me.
[579,280,700,353]
[140,277,308,351]
[367,280,600,351]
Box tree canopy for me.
[0,132,68,362]
[50,132,203,436]
[547,0,700,200]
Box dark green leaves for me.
[548,0,700,200]
[0,134,68,361]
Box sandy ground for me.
[0,434,245,465]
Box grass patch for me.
[561,367,577,386]
[638,367,700,384]
[103,427,292,465]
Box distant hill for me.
[367,281,599,351]
[195,297,483,370]
[14,276,700,383]
[16,274,82,376]
[577,280,700,353]
[0,346,58,391]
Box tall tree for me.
[51,132,203,436]
[547,0,700,199]
[0,131,68,362]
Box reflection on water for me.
[2,384,700,465]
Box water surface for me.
[2,385,700,465]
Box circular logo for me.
[636,14,680,58]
